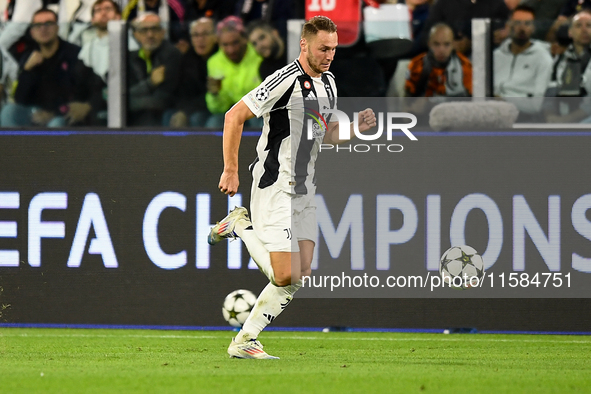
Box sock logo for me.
[263,313,276,323]
[280,297,292,310]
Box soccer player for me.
[208,16,377,359]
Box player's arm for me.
[218,100,256,197]
[323,108,377,145]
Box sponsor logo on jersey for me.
[305,107,328,138]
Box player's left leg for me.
[229,244,312,359]
[237,240,314,340]
[230,252,300,342]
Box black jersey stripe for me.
[264,63,297,88]
[267,69,299,91]
[267,67,300,91]
[258,82,297,189]
[295,59,305,74]
[293,74,319,195]
[294,130,315,195]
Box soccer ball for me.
[222,289,257,327]
[439,245,485,290]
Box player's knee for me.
[301,266,311,278]
[274,271,301,287]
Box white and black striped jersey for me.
[243,59,337,195]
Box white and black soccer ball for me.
[222,289,257,327]
[439,245,485,290]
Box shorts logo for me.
[255,87,269,101]
[304,81,311,90]
[284,228,292,240]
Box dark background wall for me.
[0,131,590,331]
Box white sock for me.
[235,220,276,285]
[235,279,303,343]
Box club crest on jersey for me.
[304,80,311,90]
[255,87,269,101]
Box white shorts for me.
[250,183,317,253]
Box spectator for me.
[236,0,294,40]
[546,10,591,122]
[0,46,19,106]
[74,0,123,46]
[58,0,96,46]
[519,0,567,40]
[548,1,590,42]
[246,20,286,80]
[415,0,510,56]
[168,16,217,127]
[0,8,81,127]
[494,5,553,119]
[67,0,122,125]
[493,0,520,44]
[123,0,187,47]
[0,0,19,100]
[405,23,472,97]
[0,0,48,55]
[205,15,262,128]
[0,0,97,53]
[79,0,121,82]
[127,12,182,126]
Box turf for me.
[0,328,590,393]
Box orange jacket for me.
[405,51,472,97]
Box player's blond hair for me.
[301,16,337,40]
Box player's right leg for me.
[208,207,276,283]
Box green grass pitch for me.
[1,328,590,393]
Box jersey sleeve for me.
[243,67,297,118]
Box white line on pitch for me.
[1,332,590,344]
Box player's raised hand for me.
[357,108,377,132]
[218,171,239,196]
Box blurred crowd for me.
[0,0,588,128]
[0,0,299,127]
